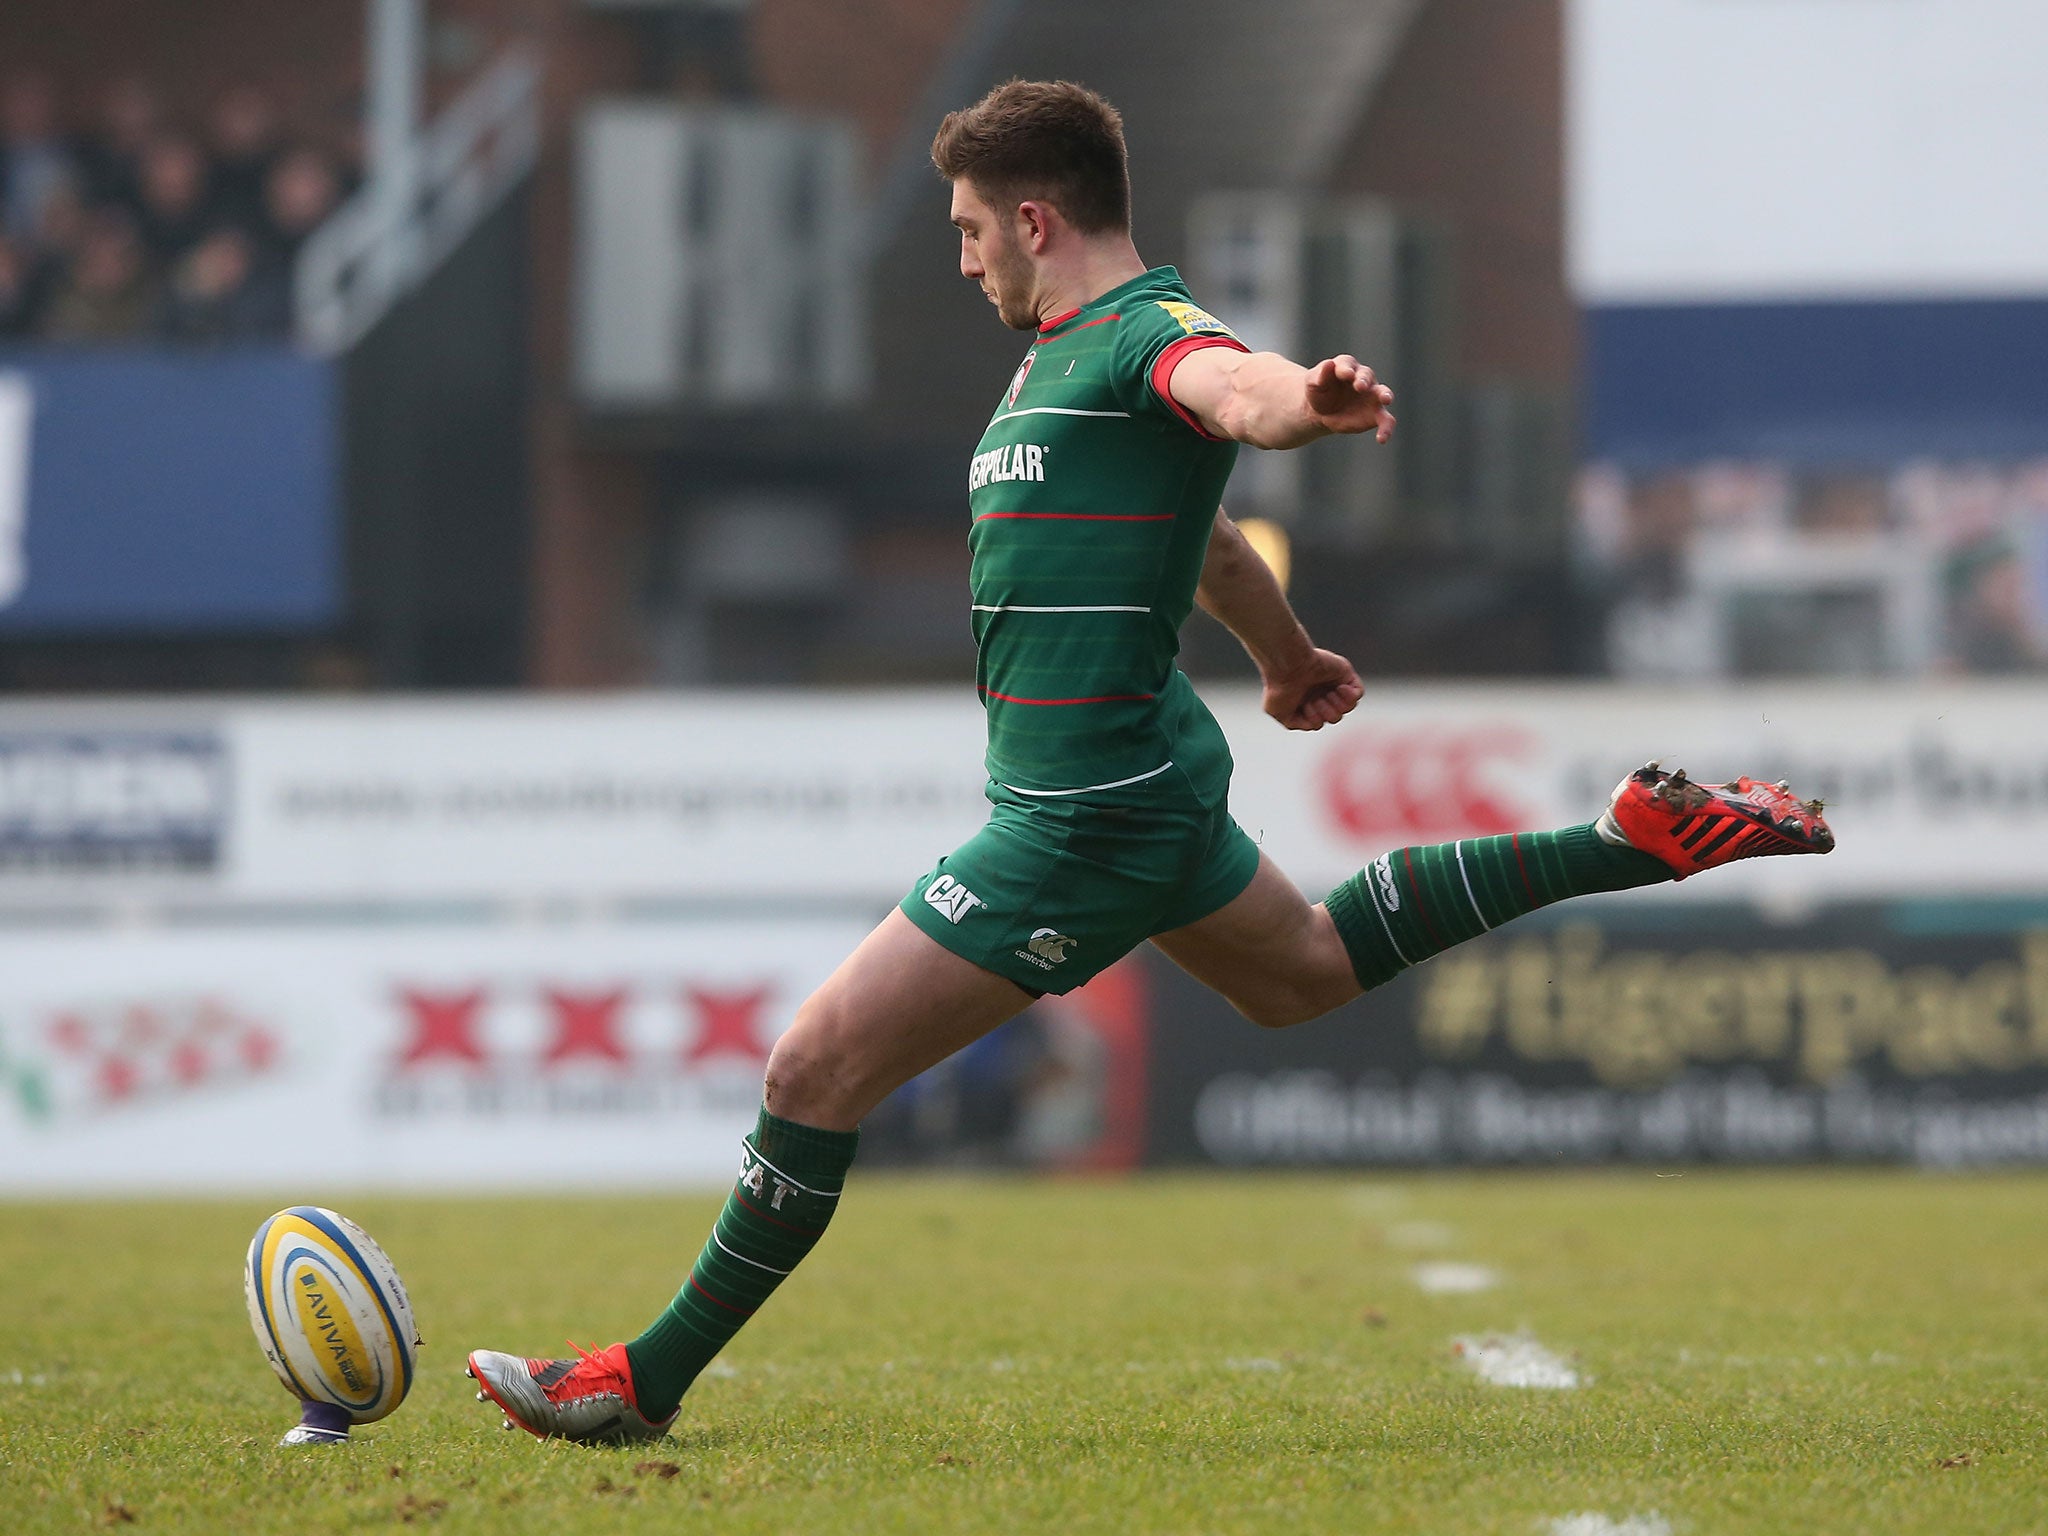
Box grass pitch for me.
[3,1172,2044,1535]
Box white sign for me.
[0,371,31,608]
[0,918,869,1193]
[226,693,989,902]
[0,684,2039,907]
[1221,681,2038,909]
[1568,0,2048,301]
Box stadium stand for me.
[0,71,349,344]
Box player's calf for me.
[1319,759,1833,998]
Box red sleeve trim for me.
[1150,334,1252,440]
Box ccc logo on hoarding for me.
[1318,728,1536,843]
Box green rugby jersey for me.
[967,266,1248,803]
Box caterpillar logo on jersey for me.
[1016,928,1077,970]
[1156,301,1236,339]
[923,874,986,924]
[969,442,1048,491]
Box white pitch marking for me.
[1222,1357,1284,1373]
[1546,1516,1672,1536]
[1452,1332,1580,1389]
[1411,1261,1499,1295]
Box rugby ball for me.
[244,1206,420,1429]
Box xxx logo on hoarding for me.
[390,983,777,1073]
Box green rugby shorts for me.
[900,782,1262,995]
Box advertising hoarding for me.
[1145,905,2048,1170]
[0,730,229,874]
[0,686,2041,1188]
[0,919,865,1193]
[0,685,2040,907]
[0,915,1151,1193]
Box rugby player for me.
[467,79,1833,1444]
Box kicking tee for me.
[967,265,1247,804]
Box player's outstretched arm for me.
[1197,508,1362,731]
[1168,347,1395,450]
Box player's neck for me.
[1033,238,1147,326]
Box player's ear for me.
[1015,199,1056,252]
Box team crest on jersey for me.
[1005,349,1036,407]
[1156,301,1236,339]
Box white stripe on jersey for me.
[998,761,1175,797]
[988,406,1132,424]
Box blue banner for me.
[0,348,340,633]
[1583,297,2048,467]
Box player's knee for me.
[762,1036,817,1107]
[763,1008,831,1110]
[764,994,864,1124]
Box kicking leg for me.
[468,911,1033,1443]
[1157,762,1831,1027]
[1153,852,1360,1027]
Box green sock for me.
[625,1106,859,1419]
[1324,824,1668,991]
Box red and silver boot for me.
[1596,761,1834,880]
[467,1342,676,1445]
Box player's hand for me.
[1261,648,1363,732]
[1304,355,1395,443]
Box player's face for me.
[950,180,1039,331]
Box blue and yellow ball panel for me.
[244,1206,417,1425]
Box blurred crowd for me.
[1578,459,2048,677]
[0,73,353,347]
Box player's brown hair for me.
[930,79,1131,234]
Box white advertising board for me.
[1219,682,2037,910]
[224,694,989,903]
[0,683,2041,908]
[0,917,869,1194]
[1568,0,2048,301]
